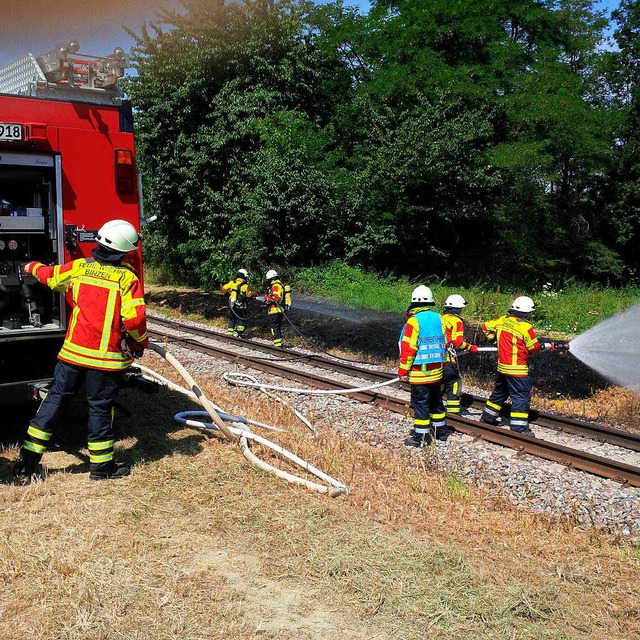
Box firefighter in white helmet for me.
[13,219,148,481]
[263,269,291,347]
[221,268,253,338]
[441,294,479,420]
[480,295,543,436]
[398,285,447,446]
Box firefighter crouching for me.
[221,269,253,338]
[398,286,448,447]
[263,269,292,348]
[480,295,549,437]
[13,219,148,482]
[441,294,478,415]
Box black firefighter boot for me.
[13,448,45,482]
[404,430,432,448]
[89,461,131,481]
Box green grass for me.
[293,262,640,336]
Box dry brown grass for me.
[2,352,638,640]
[535,387,640,433]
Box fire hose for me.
[143,342,349,497]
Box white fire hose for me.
[222,371,401,394]
[144,343,348,497]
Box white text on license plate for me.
[0,123,22,142]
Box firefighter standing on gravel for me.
[263,269,291,348]
[480,296,547,437]
[221,269,253,338]
[441,294,479,416]
[398,286,448,447]
[13,219,148,482]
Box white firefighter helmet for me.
[511,295,536,313]
[95,219,139,253]
[445,294,467,309]
[411,285,434,304]
[265,269,279,280]
[237,269,248,278]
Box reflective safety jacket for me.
[481,314,540,376]
[266,279,284,315]
[221,277,252,309]
[442,312,474,364]
[398,307,445,384]
[26,258,148,371]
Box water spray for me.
[567,304,640,389]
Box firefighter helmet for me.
[411,285,434,304]
[95,219,139,253]
[445,294,467,309]
[237,269,248,278]
[265,269,278,280]
[511,296,535,313]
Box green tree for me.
[604,0,640,280]
[125,0,354,286]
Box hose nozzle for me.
[551,341,570,351]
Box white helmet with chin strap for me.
[411,285,434,304]
[265,269,279,280]
[237,268,248,278]
[511,295,535,313]
[95,219,139,253]
[445,294,467,309]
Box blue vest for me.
[412,310,445,365]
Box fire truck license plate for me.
[0,123,22,141]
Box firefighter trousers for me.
[22,360,122,470]
[442,362,462,414]
[227,305,247,336]
[410,382,446,439]
[268,312,283,347]
[481,373,532,432]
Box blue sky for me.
[0,0,623,69]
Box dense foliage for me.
[125,0,640,289]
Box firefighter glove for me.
[469,345,479,354]
[121,336,145,359]
[397,368,409,378]
[23,261,37,275]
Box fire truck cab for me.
[0,42,142,403]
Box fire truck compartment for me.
[0,152,64,342]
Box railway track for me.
[148,314,640,488]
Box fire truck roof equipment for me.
[0,42,128,105]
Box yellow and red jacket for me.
[265,279,284,315]
[442,312,474,363]
[398,307,445,384]
[481,314,540,377]
[26,258,148,371]
[221,277,252,308]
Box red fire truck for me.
[0,41,143,402]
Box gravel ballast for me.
[147,311,640,540]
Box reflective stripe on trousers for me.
[23,360,122,466]
[442,362,462,414]
[410,382,446,435]
[481,373,531,430]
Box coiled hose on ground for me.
[144,342,349,497]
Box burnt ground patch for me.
[146,289,610,399]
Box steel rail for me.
[149,325,640,488]
[468,394,640,452]
[149,315,640,452]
